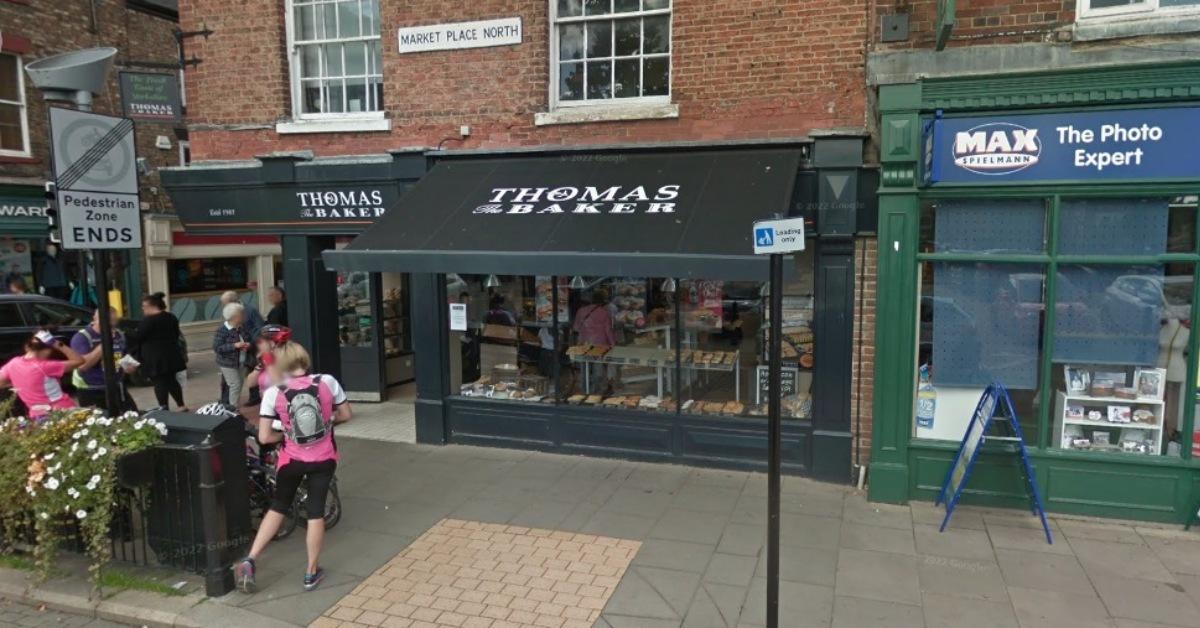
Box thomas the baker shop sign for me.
[166,184,402,234]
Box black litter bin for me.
[143,410,252,596]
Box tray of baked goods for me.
[681,399,747,416]
[681,350,739,372]
[562,394,679,412]
[566,345,678,367]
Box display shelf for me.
[1053,390,1165,454]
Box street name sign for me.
[49,107,142,250]
[398,17,522,54]
[752,217,806,255]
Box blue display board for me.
[925,106,1200,184]
[935,382,1053,544]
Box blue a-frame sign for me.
[935,382,1053,544]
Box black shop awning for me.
[323,148,802,281]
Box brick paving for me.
[311,519,640,628]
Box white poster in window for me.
[449,303,468,331]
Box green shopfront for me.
[871,61,1200,523]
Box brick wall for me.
[0,0,182,212]
[180,0,870,161]
[873,0,1073,51]
[851,235,877,466]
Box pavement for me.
[3,357,1200,626]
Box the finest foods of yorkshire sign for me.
[398,17,522,54]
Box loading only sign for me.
[49,107,142,249]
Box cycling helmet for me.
[194,402,240,419]
[256,324,292,345]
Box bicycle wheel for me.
[296,477,341,530]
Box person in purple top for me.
[70,308,138,413]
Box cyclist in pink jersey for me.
[0,330,86,419]
[234,341,351,593]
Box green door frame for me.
[871,62,1200,522]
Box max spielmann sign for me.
[398,17,522,54]
[472,185,681,215]
[926,106,1200,184]
[168,184,402,234]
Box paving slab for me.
[922,591,1019,628]
[987,523,1070,555]
[914,524,996,562]
[1058,519,1147,545]
[839,521,916,555]
[703,554,757,588]
[1090,574,1200,627]
[1143,535,1200,577]
[1007,586,1117,628]
[910,502,987,531]
[1071,538,1176,583]
[739,578,833,628]
[842,494,912,531]
[651,509,730,545]
[830,595,924,628]
[916,553,1008,602]
[755,545,838,588]
[633,539,717,574]
[995,547,1097,596]
[834,548,920,605]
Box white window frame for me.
[282,0,386,129]
[0,53,31,158]
[548,1,673,111]
[1077,0,1200,20]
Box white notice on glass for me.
[449,303,467,331]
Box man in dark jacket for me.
[266,286,288,326]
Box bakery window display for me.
[1053,364,1168,455]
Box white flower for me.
[96,447,107,457]
[85,480,96,490]
[85,417,95,426]
[86,439,97,450]
[44,452,54,460]
[134,420,145,429]
[70,443,78,453]
[89,474,100,484]
[75,510,87,520]
[156,425,168,436]
[80,428,88,436]
[44,477,59,490]
[39,512,48,520]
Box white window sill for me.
[1075,12,1200,41]
[534,103,679,127]
[275,117,391,135]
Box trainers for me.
[233,558,256,593]
[303,568,325,592]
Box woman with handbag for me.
[129,292,189,412]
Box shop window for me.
[0,53,29,157]
[453,275,565,404]
[552,0,672,107]
[920,198,1048,255]
[917,262,1044,442]
[338,270,375,349]
[1053,265,1193,456]
[1079,0,1200,20]
[449,251,817,418]
[288,0,383,117]
[168,257,251,323]
[916,195,1200,458]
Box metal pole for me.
[93,252,120,416]
[767,252,783,628]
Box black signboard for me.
[119,72,182,123]
[756,365,799,404]
[166,183,406,235]
[168,257,248,294]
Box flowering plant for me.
[0,408,167,586]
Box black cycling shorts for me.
[270,459,336,520]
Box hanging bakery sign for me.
[472,185,681,215]
[925,105,1200,185]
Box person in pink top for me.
[573,288,617,392]
[234,341,352,594]
[0,330,86,419]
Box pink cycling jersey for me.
[258,373,346,468]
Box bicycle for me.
[244,423,342,539]
[195,402,341,539]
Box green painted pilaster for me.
[869,83,923,503]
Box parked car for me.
[0,294,144,383]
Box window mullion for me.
[1183,241,1200,460]
[1037,195,1062,450]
